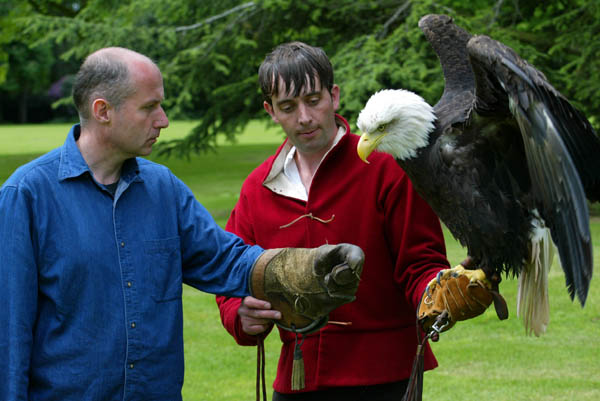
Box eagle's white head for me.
[356,89,436,162]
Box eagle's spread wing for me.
[359,14,598,334]
[467,35,597,305]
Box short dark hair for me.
[258,41,334,105]
[72,50,137,123]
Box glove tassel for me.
[291,329,305,391]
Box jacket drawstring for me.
[279,213,335,229]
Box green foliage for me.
[1,0,599,150]
[0,1,79,121]
[0,55,7,85]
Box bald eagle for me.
[356,14,599,336]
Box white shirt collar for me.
[264,125,346,201]
[282,146,307,199]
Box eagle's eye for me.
[377,124,387,133]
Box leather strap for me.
[402,312,449,401]
[256,336,267,401]
[491,289,509,320]
[250,248,281,300]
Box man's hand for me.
[417,265,493,335]
[238,296,281,336]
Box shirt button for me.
[131,322,136,328]
[127,281,132,288]
[121,242,125,247]
[129,363,134,369]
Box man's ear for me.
[91,99,111,124]
[263,101,279,123]
[331,84,340,111]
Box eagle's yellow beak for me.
[357,132,386,164]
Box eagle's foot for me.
[425,264,491,299]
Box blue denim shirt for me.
[0,125,263,400]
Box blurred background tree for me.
[1,0,598,154]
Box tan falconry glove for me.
[250,243,364,393]
[250,243,364,334]
[417,264,494,334]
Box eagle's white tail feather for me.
[517,219,555,336]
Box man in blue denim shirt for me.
[0,47,363,401]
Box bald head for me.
[72,47,159,124]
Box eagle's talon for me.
[436,271,444,284]
[431,264,492,289]
[425,263,491,298]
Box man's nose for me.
[297,103,312,125]
[155,106,169,129]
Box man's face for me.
[264,76,340,156]
[107,61,169,158]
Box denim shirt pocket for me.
[143,237,183,302]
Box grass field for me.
[1,122,599,400]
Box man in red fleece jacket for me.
[217,41,477,401]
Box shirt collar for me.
[264,114,349,200]
[58,124,142,184]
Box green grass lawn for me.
[1,122,599,400]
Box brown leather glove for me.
[250,243,364,334]
[417,264,493,334]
